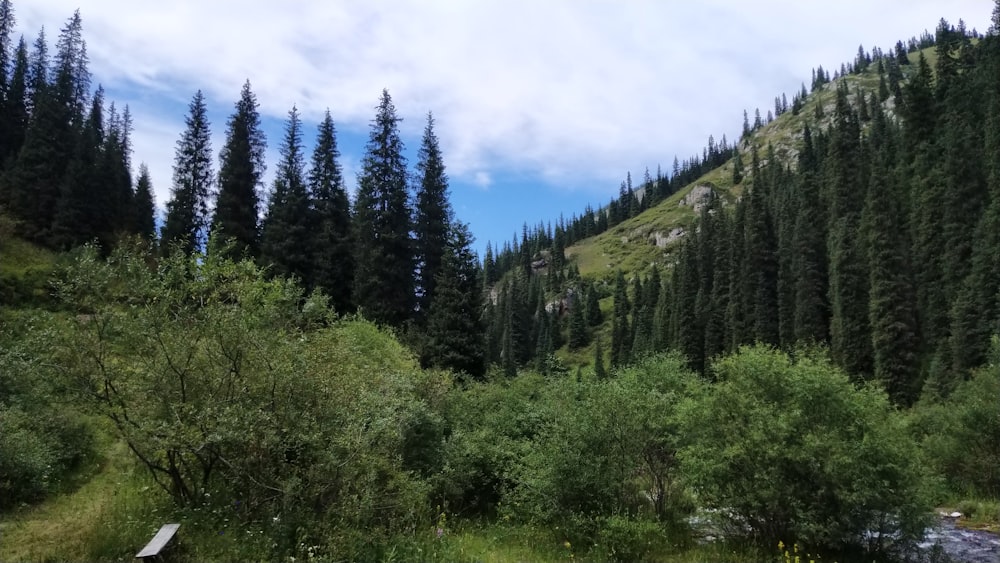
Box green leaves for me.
[678,346,930,552]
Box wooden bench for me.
[135,523,180,562]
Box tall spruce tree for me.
[261,106,312,283]
[162,90,213,253]
[864,109,919,405]
[2,37,29,167]
[133,163,156,241]
[610,270,631,366]
[422,222,485,379]
[212,80,266,258]
[414,112,452,318]
[353,89,414,327]
[793,125,829,343]
[51,86,103,250]
[309,109,354,313]
[826,82,872,377]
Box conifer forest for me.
[1,2,1000,561]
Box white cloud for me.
[472,171,492,190]
[13,0,992,209]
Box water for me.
[920,517,1000,563]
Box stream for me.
[920,516,1000,563]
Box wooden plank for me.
[135,523,180,558]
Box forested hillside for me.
[2,1,1000,562]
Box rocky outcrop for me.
[679,184,714,213]
[650,227,685,248]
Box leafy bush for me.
[49,243,438,552]
[679,346,931,554]
[597,514,664,563]
[0,311,94,508]
[914,338,1000,497]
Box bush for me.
[597,514,664,563]
[679,346,931,554]
[915,338,1000,497]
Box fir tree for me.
[133,163,156,241]
[792,126,830,344]
[162,90,213,253]
[585,281,602,326]
[309,110,354,314]
[2,37,29,167]
[353,89,414,327]
[261,106,312,283]
[568,290,589,350]
[422,222,485,379]
[414,112,452,318]
[610,270,631,366]
[594,337,607,379]
[864,111,919,405]
[212,80,266,259]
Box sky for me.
[12,1,994,256]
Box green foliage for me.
[212,80,266,259]
[163,90,214,254]
[353,89,414,327]
[0,310,94,508]
[49,241,435,555]
[914,339,1000,497]
[679,346,931,554]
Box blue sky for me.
[14,1,993,256]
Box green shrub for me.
[596,514,664,563]
[679,346,931,554]
[915,339,1000,497]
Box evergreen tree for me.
[133,163,156,241]
[353,89,414,327]
[732,148,744,185]
[309,110,354,314]
[568,290,589,350]
[2,37,29,167]
[610,270,631,366]
[0,0,15,163]
[212,80,266,259]
[423,222,485,379]
[97,102,134,245]
[792,127,830,344]
[414,112,452,318]
[826,83,872,377]
[261,106,312,283]
[50,86,102,249]
[162,90,213,253]
[593,337,608,379]
[864,111,919,405]
[585,281,602,326]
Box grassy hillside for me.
[563,49,930,282]
[0,215,58,307]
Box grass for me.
[954,498,1000,533]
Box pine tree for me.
[133,163,156,241]
[212,80,266,259]
[568,290,589,350]
[422,222,485,379]
[610,270,631,366]
[162,90,213,254]
[414,112,452,318]
[732,148,744,185]
[2,37,29,167]
[353,89,414,327]
[791,128,831,345]
[585,281,602,326]
[309,109,354,314]
[50,86,102,249]
[864,110,919,405]
[594,337,607,379]
[97,102,134,246]
[826,83,872,377]
[0,0,15,163]
[261,106,312,283]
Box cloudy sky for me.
[13,1,993,254]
